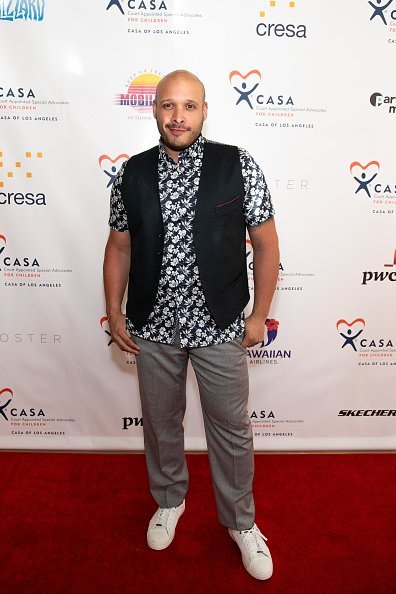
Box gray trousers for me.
[132,332,255,531]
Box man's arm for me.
[241,217,279,348]
[103,229,140,354]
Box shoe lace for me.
[155,506,176,531]
[241,525,269,557]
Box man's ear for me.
[203,102,208,122]
[152,100,157,119]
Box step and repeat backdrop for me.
[0,1,395,450]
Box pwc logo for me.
[99,153,129,187]
[362,249,396,284]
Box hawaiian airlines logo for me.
[350,161,380,198]
[0,0,45,21]
[370,92,396,115]
[0,388,13,421]
[99,154,129,187]
[262,318,279,346]
[256,0,307,38]
[100,317,114,347]
[368,0,396,25]
[229,69,294,111]
[362,249,396,284]
[336,319,366,352]
[114,72,161,112]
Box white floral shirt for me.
[109,135,274,348]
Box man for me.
[103,70,279,581]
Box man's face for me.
[153,74,207,157]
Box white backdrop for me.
[1,0,395,450]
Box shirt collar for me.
[159,134,205,165]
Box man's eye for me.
[186,104,196,109]
[162,103,172,109]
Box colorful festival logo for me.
[0,388,13,421]
[0,0,45,21]
[336,319,366,352]
[114,72,161,113]
[99,154,129,187]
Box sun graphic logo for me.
[0,388,13,421]
[99,154,129,187]
[114,73,161,112]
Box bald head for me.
[155,70,206,103]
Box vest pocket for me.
[214,195,243,215]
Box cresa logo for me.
[229,70,262,110]
[100,316,114,346]
[0,388,13,421]
[256,0,307,38]
[99,153,129,187]
[0,234,6,255]
[0,150,43,188]
[114,73,161,112]
[336,318,365,352]
[350,161,380,198]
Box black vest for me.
[121,141,249,331]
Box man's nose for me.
[172,107,184,123]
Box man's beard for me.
[161,124,201,153]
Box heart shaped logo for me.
[349,161,380,178]
[99,154,129,173]
[336,318,365,335]
[229,69,261,88]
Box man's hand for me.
[241,314,266,348]
[108,311,140,355]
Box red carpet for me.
[1,452,394,594]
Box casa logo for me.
[122,416,143,430]
[99,153,129,188]
[0,388,45,422]
[247,318,292,365]
[106,0,167,14]
[0,150,46,206]
[336,318,395,363]
[230,69,294,111]
[370,92,396,114]
[0,86,35,98]
[0,0,45,21]
[114,71,161,113]
[349,160,396,208]
[362,249,396,285]
[229,68,325,128]
[368,0,396,26]
[0,234,40,268]
[100,316,135,365]
[256,0,307,39]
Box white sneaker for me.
[229,524,273,580]
[147,500,185,550]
